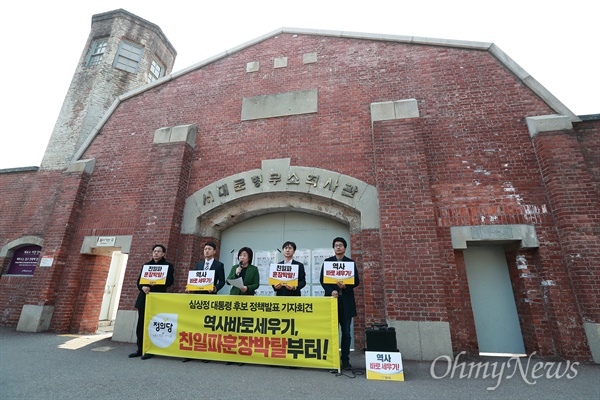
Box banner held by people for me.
[143,293,340,369]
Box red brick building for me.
[1,9,598,362]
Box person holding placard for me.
[320,237,360,371]
[191,241,225,294]
[182,242,226,363]
[272,241,306,296]
[227,247,260,295]
[129,244,174,360]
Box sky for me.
[0,0,598,169]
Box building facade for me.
[1,10,598,363]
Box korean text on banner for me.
[143,293,340,370]
[322,261,355,285]
[139,264,168,285]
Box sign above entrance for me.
[200,166,360,207]
[96,236,116,247]
[181,158,380,235]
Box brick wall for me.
[1,33,597,360]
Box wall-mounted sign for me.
[96,236,116,247]
[7,245,41,275]
[40,257,54,267]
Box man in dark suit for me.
[129,244,174,360]
[193,241,225,294]
[320,237,360,371]
[273,241,306,296]
[182,241,227,363]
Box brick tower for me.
[40,9,176,170]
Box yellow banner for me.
[143,293,340,370]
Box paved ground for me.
[0,326,598,400]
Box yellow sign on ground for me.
[143,293,340,370]
[365,351,405,381]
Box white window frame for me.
[86,38,108,66]
[147,59,165,83]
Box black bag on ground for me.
[365,323,398,352]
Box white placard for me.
[268,263,299,285]
[366,351,404,381]
[139,264,168,285]
[322,261,355,284]
[186,270,215,291]
[39,257,54,267]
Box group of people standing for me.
[128,237,359,371]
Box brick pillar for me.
[529,115,599,361]
[17,161,95,332]
[506,249,555,355]
[370,99,451,360]
[351,228,383,352]
[69,254,112,333]
[121,125,197,312]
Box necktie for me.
[205,261,210,270]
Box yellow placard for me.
[186,270,215,292]
[322,261,355,284]
[268,264,299,286]
[139,264,168,285]
[143,293,340,370]
[365,351,405,381]
[186,283,215,292]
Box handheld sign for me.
[268,263,299,286]
[139,264,168,285]
[366,351,404,381]
[322,261,355,284]
[186,270,215,292]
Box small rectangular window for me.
[113,40,143,73]
[147,59,164,83]
[87,38,108,66]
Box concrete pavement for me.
[0,326,598,400]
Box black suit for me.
[194,258,225,294]
[272,259,306,296]
[134,258,174,354]
[320,255,360,364]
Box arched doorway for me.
[218,211,350,296]
[219,211,356,351]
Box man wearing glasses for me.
[320,237,360,371]
[129,244,174,360]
